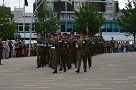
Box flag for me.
[86,23,89,35]
[24,0,28,6]
[67,0,72,5]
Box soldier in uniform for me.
[62,33,70,69]
[85,33,92,69]
[68,32,77,68]
[45,35,50,66]
[36,32,45,68]
[0,36,3,65]
[110,37,115,53]
[53,32,66,73]
[48,33,55,68]
[76,32,87,73]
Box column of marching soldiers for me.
[36,31,105,73]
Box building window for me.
[103,13,113,20]
[47,1,53,9]
[19,26,23,31]
[106,3,113,7]
[60,14,65,20]
[109,3,112,7]
[74,2,79,6]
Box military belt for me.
[51,47,55,49]
[37,44,44,46]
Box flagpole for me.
[65,0,67,32]
[3,0,4,5]
[23,1,26,41]
[19,0,20,8]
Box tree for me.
[73,1,105,35]
[34,0,61,34]
[117,0,136,42]
[0,6,16,40]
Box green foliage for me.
[73,1,105,35]
[117,0,136,42]
[0,6,16,40]
[34,0,61,34]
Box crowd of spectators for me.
[104,41,136,53]
[2,40,37,59]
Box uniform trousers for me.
[54,49,66,72]
[86,52,92,68]
[69,47,77,68]
[77,49,87,71]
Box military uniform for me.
[53,32,66,73]
[48,34,55,68]
[110,37,115,53]
[62,33,70,69]
[76,33,87,73]
[68,32,77,68]
[45,35,50,65]
[85,35,92,69]
[36,32,45,68]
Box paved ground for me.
[0,52,136,90]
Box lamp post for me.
[3,0,4,6]
[65,1,67,32]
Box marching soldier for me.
[62,33,70,70]
[42,35,49,66]
[68,32,77,68]
[36,32,45,68]
[85,34,92,69]
[48,33,55,68]
[53,32,66,73]
[0,36,3,65]
[76,32,87,73]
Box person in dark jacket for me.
[9,41,13,58]
[0,36,3,65]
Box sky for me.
[0,0,128,13]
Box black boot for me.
[67,66,71,70]
[0,60,2,65]
[64,67,66,72]
[84,69,87,72]
[75,69,80,73]
[41,65,44,68]
[59,68,63,71]
[89,65,91,70]
[36,66,40,68]
[53,70,57,73]
[39,63,41,67]
[52,67,55,69]
[49,64,52,68]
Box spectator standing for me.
[15,44,20,57]
[2,41,6,59]
[9,41,13,58]
[12,43,16,57]
[0,36,3,65]
[118,42,122,53]
[19,43,23,57]
[114,42,118,53]
[5,41,10,59]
